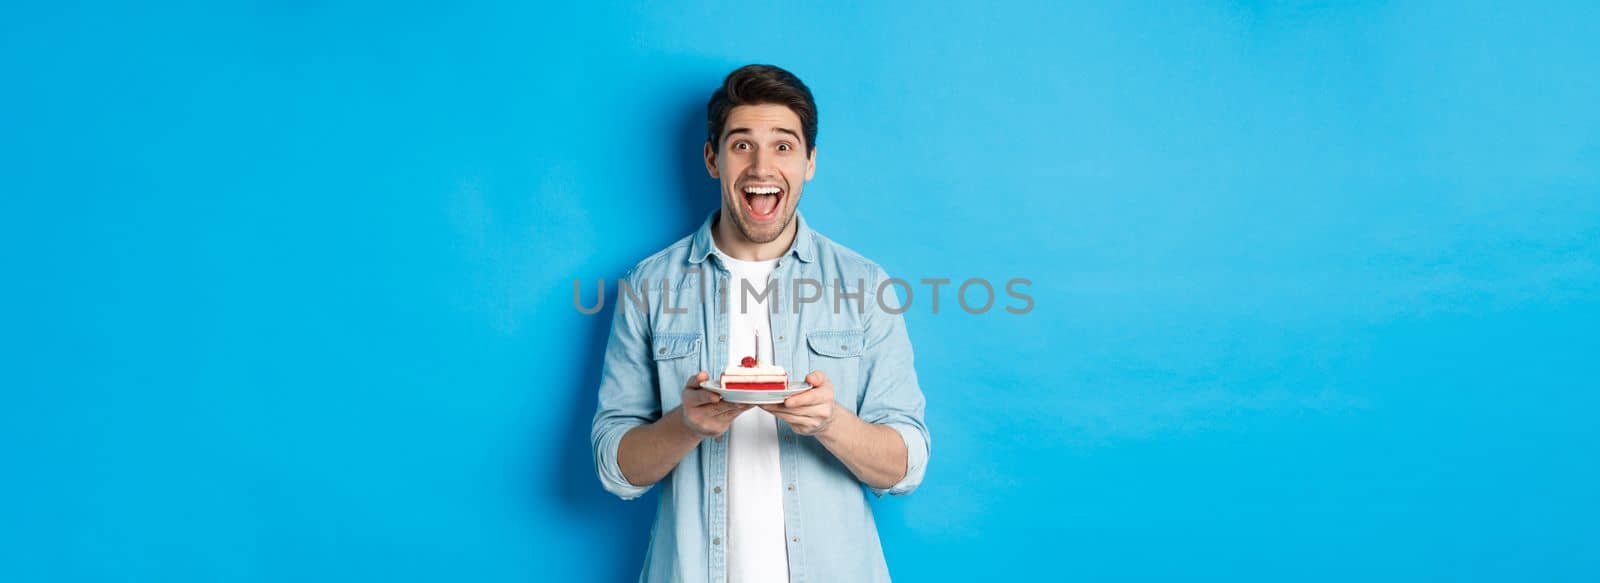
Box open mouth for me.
[740,184,785,223]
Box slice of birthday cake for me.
[720,355,788,390]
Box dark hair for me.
[706,64,817,155]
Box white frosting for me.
[723,364,785,376]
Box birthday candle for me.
[754,327,766,365]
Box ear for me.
[703,142,719,179]
[804,147,817,181]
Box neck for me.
[711,208,797,261]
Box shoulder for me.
[809,229,890,281]
[622,232,695,281]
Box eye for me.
[777,143,792,152]
[734,141,751,151]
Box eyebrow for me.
[724,127,804,143]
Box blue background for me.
[4,2,1597,581]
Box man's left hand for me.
[760,370,838,436]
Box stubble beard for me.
[728,197,795,245]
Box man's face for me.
[704,103,816,245]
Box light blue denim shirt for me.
[591,211,930,583]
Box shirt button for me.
[792,537,800,543]
[841,345,848,351]
[778,335,785,342]
[784,436,795,444]
[713,486,722,494]
[788,484,795,491]
[713,537,721,545]
[658,348,667,354]
[715,435,724,443]
[718,335,726,342]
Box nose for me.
[745,148,777,179]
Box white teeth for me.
[743,186,780,195]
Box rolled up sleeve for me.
[589,273,659,501]
[857,266,931,497]
[869,420,929,497]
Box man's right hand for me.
[679,371,751,438]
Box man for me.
[591,64,930,583]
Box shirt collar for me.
[688,209,817,265]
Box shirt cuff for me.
[870,421,928,497]
[595,423,652,500]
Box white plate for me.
[700,380,814,404]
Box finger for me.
[683,371,709,390]
[784,391,830,409]
[768,409,803,425]
[701,394,724,409]
[684,388,721,408]
[806,370,829,387]
[772,411,821,433]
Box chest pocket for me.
[651,332,702,402]
[805,329,864,411]
[652,332,702,360]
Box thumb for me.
[684,371,709,389]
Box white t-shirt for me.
[718,251,790,583]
